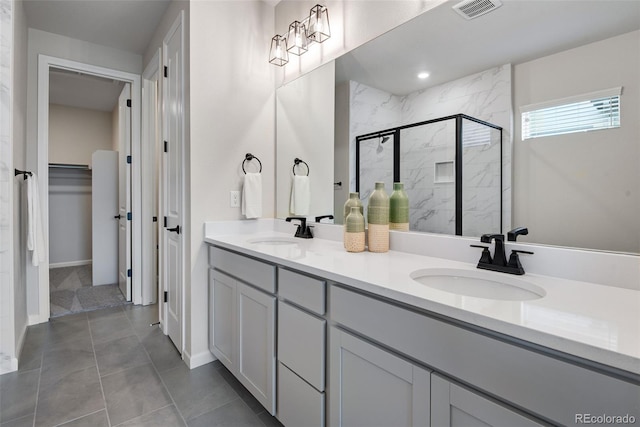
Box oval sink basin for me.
[410,268,546,301]
[247,237,299,246]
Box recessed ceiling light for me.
[417,72,430,79]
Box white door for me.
[91,150,118,286]
[118,84,132,301]
[162,13,184,351]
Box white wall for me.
[49,104,113,166]
[1,0,28,374]
[513,31,640,253]
[189,0,274,366]
[25,29,142,321]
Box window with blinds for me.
[521,87,621,140]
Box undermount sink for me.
[410,268,546,301]
[247,237,299,246]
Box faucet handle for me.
[470,244,492,265]
[507,249,534,274]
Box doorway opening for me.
[47,67,130,317]
[35,55,143,322]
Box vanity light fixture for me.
[308,4,331,43]
[269,34,289,66]
[417,72,430,79]
[269,4,331,66]
[287,21,308,56]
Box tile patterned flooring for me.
[49,265,126,318]
[0,305,284,427]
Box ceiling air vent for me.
[453,0,502,20]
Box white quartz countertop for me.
[205,229,640,376]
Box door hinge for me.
[163,291,168,303]
[164,141,168,153]
[127,269,132,278]
[126,99,132,108]
[127,212,132,221]
[127,155,132,164]
[163,216,168,227]
[164,66,168,78]
[153,216,158,222]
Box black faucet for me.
[285,217,313,239]
[471,230,533,275]
[508,226,528,241]
[315,215,334,223]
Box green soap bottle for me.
[390,182,409,231]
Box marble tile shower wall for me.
[400,122,456,234]
[1,0,13,372]
[348,81,402,195]
[349,64,512,235]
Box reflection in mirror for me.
[276,0,640,253]
[276,61,335,219]
[355,115,502,237]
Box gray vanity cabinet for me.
[431,374,544,427]
[329,327,431,427]
[277,268,327,427]
[208,247,276,415]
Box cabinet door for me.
[431,374,545,427]
[210,269,236,373]
[237,281,276,415]
[329,327,431,427]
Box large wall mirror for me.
[276,0,640,254]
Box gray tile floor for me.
[49,265,126,318]
[0,305,284,427]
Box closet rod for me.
[48,163,90,170]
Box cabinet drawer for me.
[278,301,326,391]
[278,268,326,315]
[210,246,275,294]
[278,362,324,427]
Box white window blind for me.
[521,87,622,140]
[462,120,492,147]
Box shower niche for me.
[356,114,503,237]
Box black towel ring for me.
[292,158,309,176]
[242,153,262,174]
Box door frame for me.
[142,48,162,308]
[36,54,142,322]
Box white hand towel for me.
[290,175,311,215]
[27,173,46,266]
[242,173,262,219]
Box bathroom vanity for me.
[205,221,639,427]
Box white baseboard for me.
[184,349,216,369]
[28,314,44,325]
[49,259,92,269]
[0,357,18,375]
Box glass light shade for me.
[308,4,331,43]
[286,21,308,56]
[269,35,289,66]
